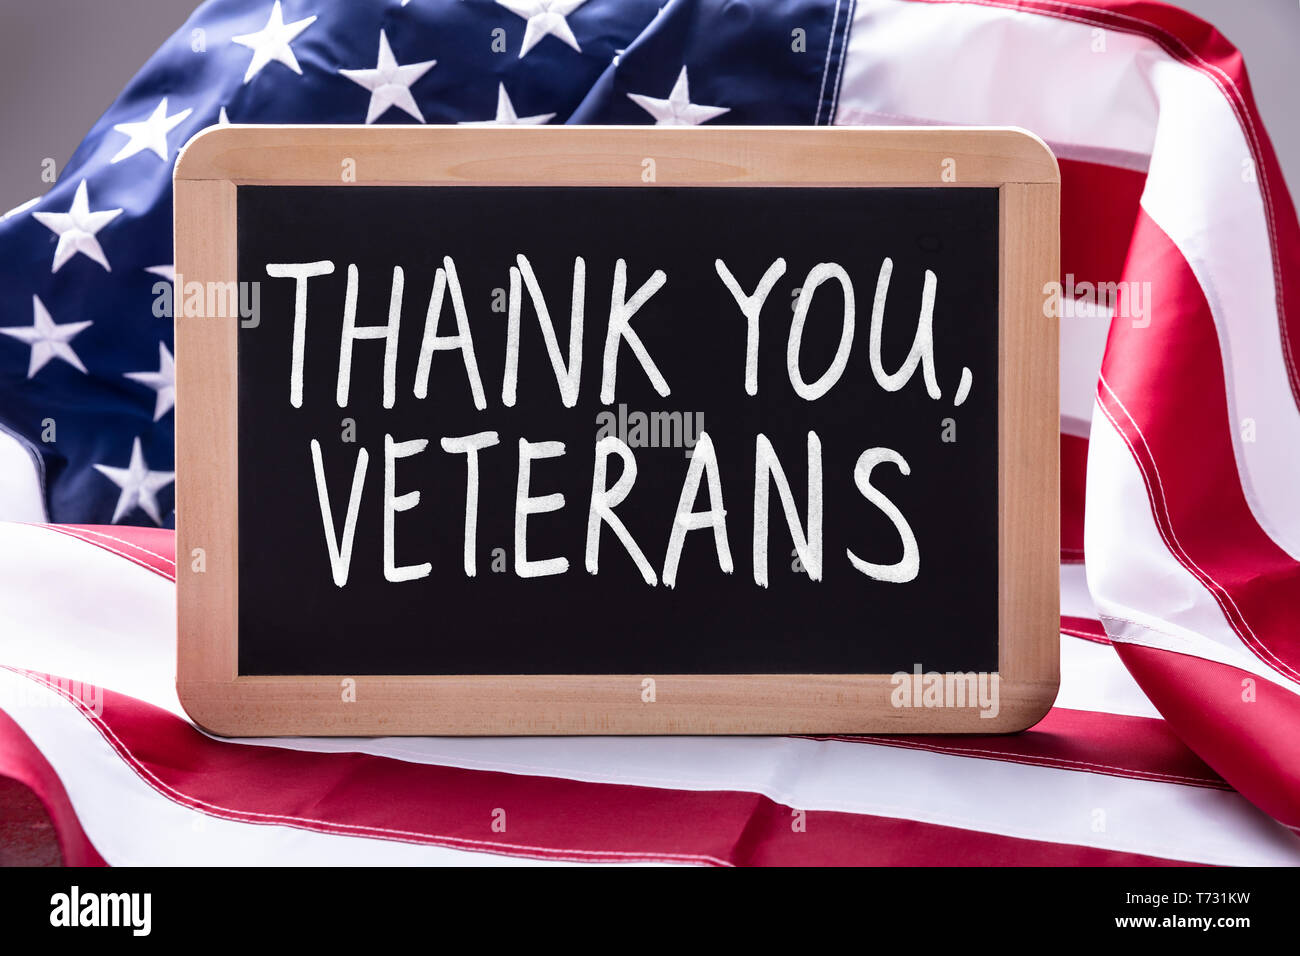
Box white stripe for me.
[1137,59,1300,558]
[0,671,643,866]
[0,429,46,522]
[1059,562,1094,621]
[4,521,1294,865]
[834,1,1162,154]
[1086,402,1300,696]
[1060,414,1091,440]
[5,669,1295,867]
[206,724,1300,866]
[1058,301,1110,436]
[835,0,1300,559]
[1057,635,1159,720]
[1062,555,1162,719]
[0,523,180,714]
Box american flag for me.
[1,0,1298,865]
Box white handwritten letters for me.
[262,252,960,588]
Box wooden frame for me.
[174,126,1059,736]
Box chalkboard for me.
[175,126,1060,735]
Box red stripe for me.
[1061,615,1109,644]
[1114,644,1300,830]
[1059,157,1146,294]
[10,669,1208,866]
[1059,433,1088,561]
[1055,159,1147,563]
[805,706,1224,789]
[0,706,106,866]
[1099,211,1300,683]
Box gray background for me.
[0,0,1297,214]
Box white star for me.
[110,98,193,163]
[94,438,175,525]
[627,66,730,126]
[497,0,586,58]
[145,264,175,281]
[339,30,436,124]
[217,106,231,126]
[125,342,176,421]
[0,296,92,379]
[460,84,555,126]
[232,1,317,84]
[32,180,123,273]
